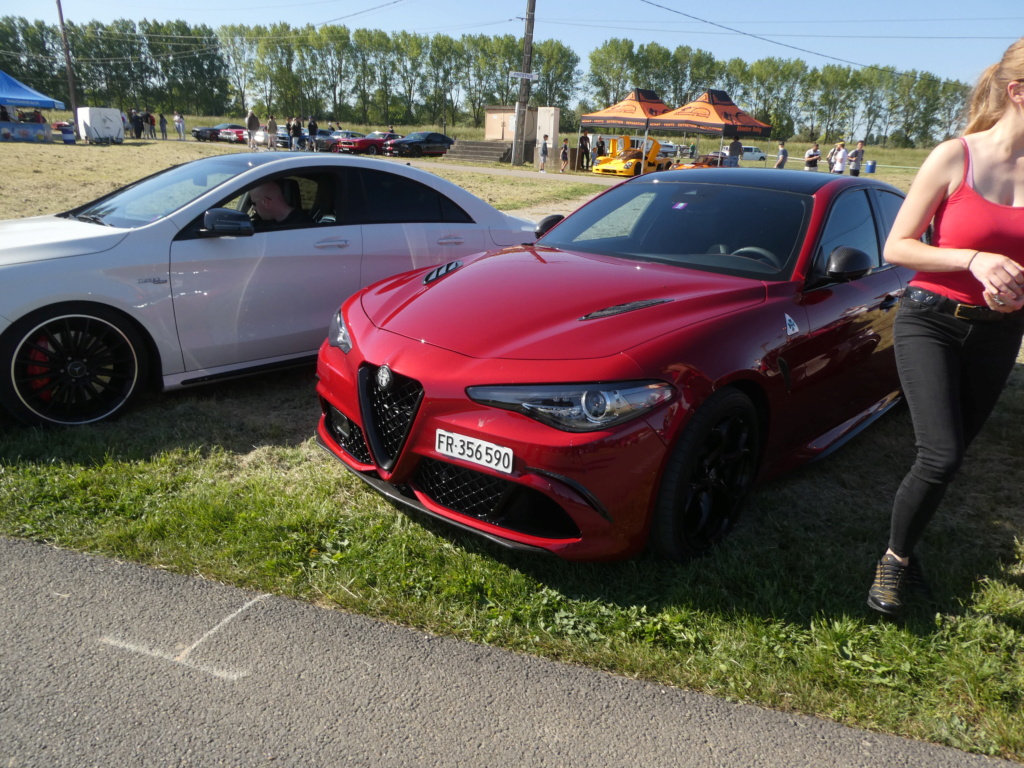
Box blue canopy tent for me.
[0,69,64,109]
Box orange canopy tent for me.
[580,88,672,130]
[648,89,771,138]
[578,89,672,172]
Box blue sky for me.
[14,0,1022,96]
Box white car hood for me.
[0,215,130,267]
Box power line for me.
[634,0,969,85]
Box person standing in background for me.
[727,136,743,167]
[775,140,788,169]
[539,134,548,172]
[267,115,278,151]
[830,141,848,174]
[803,142,821,171]
[246,109,260,150]
[559,137,569,173]
[158,113,167,140]
[848,140,866,176]
[578,129,591,171]
[173,112,185,140]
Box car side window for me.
[357,169,472,224]
[218,175,332,230]
[814,190,881,273]
[871,189,912,263]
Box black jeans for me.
[888,294,1024,556]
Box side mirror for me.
[201,208,255,237]
[826,246,873,281]
[535,214,564,239]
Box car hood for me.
[0,215,130,267]
[360,246,766,360]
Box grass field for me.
[1,137,1023,761]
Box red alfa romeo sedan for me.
[316,169,911,561]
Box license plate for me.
[435,429,514,474]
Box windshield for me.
[538,178,811,280]
[67,157,248,228]
[404,132,428,140]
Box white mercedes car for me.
[0,154,536,426]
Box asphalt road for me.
[1,537,1014,767]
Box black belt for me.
[904,286,1012,322]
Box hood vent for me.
[579,299,671,321]
[423,260,463,285]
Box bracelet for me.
[967,251,980,270]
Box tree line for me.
[0,16,970,146]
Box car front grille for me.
[358,364,423,471]
[414,458,581,540]
[414,458,513,519]
[323,404,372,465]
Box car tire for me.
[412,145,423,157]
[0,305,149,426]
[650,388,760,561]
[366,145,378,156]
[632,164,642,176]
[331,143,341,153]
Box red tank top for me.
[909,138,1024,305]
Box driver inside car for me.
[250,178,312,229]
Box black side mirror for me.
[826,246,873,281]
[201,208,254,237]
[535,214,564,239]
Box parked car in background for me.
[742,146,767,162]
[218,126,247,143]
[316,130,365,152]
[0,154,536,426]
[336,131,402,155]
[383,131,454,157]
[672,152,727,169]
[191,123,244,141]
[592,136,673,177]
[316,169,911,562]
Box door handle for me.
[880,294,900,310]
[436,236,464,246]
[314,239,350,249]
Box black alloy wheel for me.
[0,306,148,426]
[366,145,378,155]
[651,388,760,561]
[411,145,423,157]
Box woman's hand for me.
[971,251,1024,312]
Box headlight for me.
[467,381,674,432]
[623,161,634,169]
[327,309,352,353]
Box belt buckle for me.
[953,303,973,320]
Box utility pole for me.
[510,0,536,166]
[55,0,79,137]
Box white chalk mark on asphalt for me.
[99,593,270,681]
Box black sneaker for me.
[867,554,909,616]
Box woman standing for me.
[868,38,1024,616]
[559,137,569,173]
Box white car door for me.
[354,166,488,289]
[169,173,363,372]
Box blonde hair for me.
[965,37,1024,134]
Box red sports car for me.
[316,169,911,561]
[336,131,402,155]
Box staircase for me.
[442,139,536,164]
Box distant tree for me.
[531,39,580,111]
[587,38,635,105]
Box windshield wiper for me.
[76,213,110,226]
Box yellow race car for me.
[592,136,673,177]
